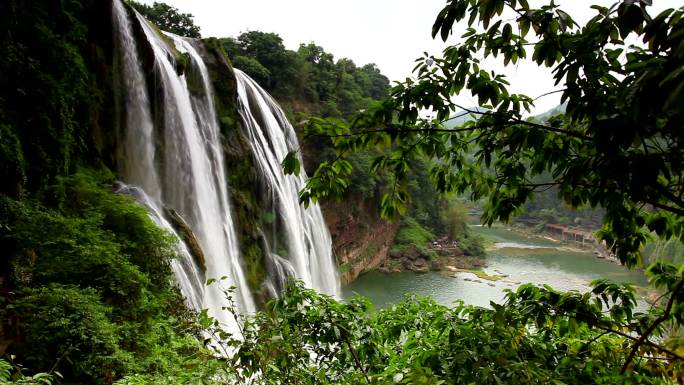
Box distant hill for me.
[443,106,487,128]
[532,103,567,122]
[443,103,567,128]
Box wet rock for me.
[404,245,422,261]
[166,208,207,273]
[389,249,402,259]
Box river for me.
[343,225,649,308]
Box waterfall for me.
[111,0,203,309]
[235,70,341,297]
[111,0,340,328]
[114,183,204,310]
[135,12,256,325]
[112,0,254,334]
[111,0,160,201]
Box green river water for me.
[343,225,649,308]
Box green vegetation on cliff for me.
[128,1,201,38]
[0,2,213,383]
[1,171,210,383]
[219,31,390,120]
[0,0,114,197]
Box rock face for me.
[431,238,486,271]
[380,245,433,273]
[165,208,207,273]
[321,197,400,285]
[378,238,487,274]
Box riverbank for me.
[344,225,650,309]
[478,221,623,265]
[377,238,487,274]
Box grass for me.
[445,267,503,281]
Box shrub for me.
[196,281,679,385]
[459,233,486,257]
[10,285,118,382]
[395,217,434,246]
[0,358,55,385]
[442,201,468,240]
[2,169,205,383]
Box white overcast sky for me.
[139,0,672,114]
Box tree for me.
[129,1,201,38]
[291,0,684,373]
[360,63,391,100]
[219,33,389,119]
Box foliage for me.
[218,32,390,120]
[0,359,55,385]
[392,216,435,255]
[231,55,271,86]
[140,281,681,385]
[443,201,468,240]
[288,0,684,374]
[9,285,118,381]
[644,238,684,266]
[0,0,98,196]
[405,158,445,234]
[1,170,209,383]
[299,0,684,268]
[128,1,201,38]
[519,176,605,228]
[459,232,486,257]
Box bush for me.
[442,201,468,240]
[459,233,486,257]
[187,281,680,385]
[232,55,271,85]
[393,216,435,252]
[10,285,118,381]
[0,358,55,385]
[2,169,206,383]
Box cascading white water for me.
[134,14,255,328]
[111,0,203,310]
[111,0,160,201]
[235,70,341,297]
[112,0,254,335]
[112,0,340,326]
[115,183,204,310]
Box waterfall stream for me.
[111,0,339,327]
[114,183,205,310]
[235,70,341,298]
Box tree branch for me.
[652,183,684,211]
[453,104,593,141]
[644,200,684,217]
[620,275,684,373]
[344,337,371,384]
[593,324,684,363]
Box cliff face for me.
[322,197,399,285]
[299,135,397,285]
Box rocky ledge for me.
[378,238,486,274]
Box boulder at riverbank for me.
[378,238,486,274]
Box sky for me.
[138,0,671,114]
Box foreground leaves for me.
[181,280,684,385]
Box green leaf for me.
[282,151,301,175]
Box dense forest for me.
[1,0,684,384]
